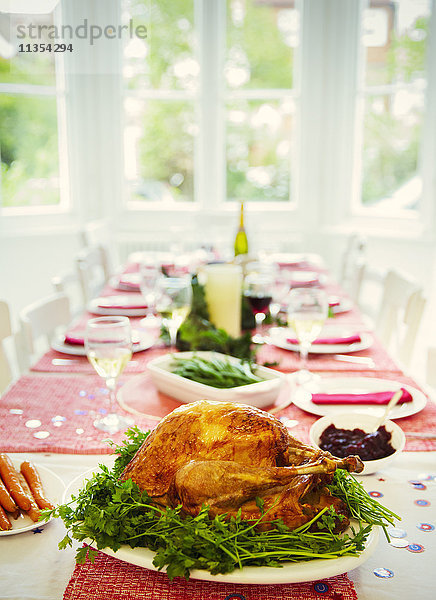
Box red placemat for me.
[0,375,159,454]
[63,550,358,600]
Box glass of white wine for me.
[85,316,134,434]
[139,258,163,328]
[287,288,328,383]
[157,276,192,349]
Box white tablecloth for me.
[1,452,435,600]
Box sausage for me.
[20,461,54,510]
[0,454,31,511]
[0,504,12,531]
[17,474,41,522]
[0,476,18,513]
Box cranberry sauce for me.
[319,423,396,461]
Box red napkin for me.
[64,332,85,345]
[311,387,413,405]
[287,334,362,345]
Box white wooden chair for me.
[0,300,14,394]
[426,347,436,389]
[375,269,426,368]
[75,244,112,303]
[18,293,71,371]
[339,233,367,299]
[51,270,85,316]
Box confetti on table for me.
[387,527,407,538]
[415,499,431,507]
[374,567,394,578]
[9,408,23,415]
[417,523,434,532]
[407,543,425,553]
[33,431,50,439]
[389,538,410,548]
[409,480,427,490]
[417,473,436,481]
[369,491,384,498]
[313,582,330,594]
[74,409,88,415]
[25,419,42,428]
[79,390,87,397]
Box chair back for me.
[0,300,13,393]
[376,269,426,368]
[18,293,71,370]
[75,244,111,303]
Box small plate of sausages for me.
[0,453,64,536]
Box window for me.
[354,0,432,214]
[0,8,67,213]
[122,0,300,209]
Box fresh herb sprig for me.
[170,355,264,388]
[42,428,400,580]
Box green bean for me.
[170,355,264,388]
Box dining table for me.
[1,253,435,600]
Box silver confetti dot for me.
[33,431,50,439]
[279,417,299,428]
[75,428,84,435]
[374,567,394,579]
[53,422,63,427]
[9,408,23,415]
[387,527,407,538]
[389,538,409,548]
[51,415,66,423]
[25,419,42,429]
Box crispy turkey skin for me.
[120,399,363,531]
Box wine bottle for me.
[234,201,249,257]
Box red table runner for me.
[1,372,435,453]
[63,550,358,600]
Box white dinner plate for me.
[51,331,155,356]
[64,469,379,584]
[87,296,149,317]
[267,326,373,355]
[0,462,64,536]
[291,376,427,419]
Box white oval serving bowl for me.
[309,412,406,475]
[146,351,284,408]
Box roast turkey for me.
[120,399,363,531]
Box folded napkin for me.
[328,299,340,308]
[64,331,85,345]
[311,387,413,405]
[287,334,362,345]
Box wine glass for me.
[269,277,290,322]
[244,271,274,332]
[139,258,163,328]
[156,276,192,348]
[85,316,134,434]
[287,288,328,383]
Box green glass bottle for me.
[234,201,249,257]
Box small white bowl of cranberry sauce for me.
[309,413,406,475]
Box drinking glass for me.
[244,271,274,332]
[85,316,134,434]
[156,276,192,348]
[287,288,328,382]
[139,259,163,327]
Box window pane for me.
[226,98,294,202]
[363,0,430,87]
[123,0,196,92]
[362,92,423,208]
[0,95,60,208]
[0,12,56,86]
[359,0,431,209]
[226,0,297,90]
[125,99,195,203]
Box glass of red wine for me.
[244,272,274,332]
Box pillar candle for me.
[204,264,242,337]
